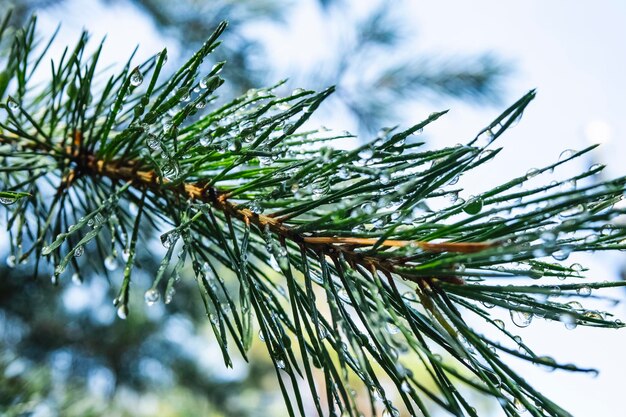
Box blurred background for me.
[1,1,625,416]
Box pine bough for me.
[1,14,625,417]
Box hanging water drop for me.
[160,230,179,248]
[276,359,286,369]
[165,286,176,304]
[144,288,160,306]
[129,68,143,87]
[493,319,505,330]
[0,196,17,205]
[577,286,592,297]
[510,310,533,328]
[71,272,82,285]
[74,245,84,257]
[258,329,266,342]
[104,255,119,271]
[146,134,161,150]
[358,147,374,160]
[161,161,179,180]
[560,313,577,329]
[6,255,16,268]
[6,97,19,111]
[117,304,128,320]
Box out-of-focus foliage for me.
[6,0,508,132]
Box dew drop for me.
[493,319,505,330]
[6,97,19,111]
[116,304,128,320]
[513,398,527,413]
[358,148,374,160]
[161,161,180,180]
[0,196,17,205]
[577,286,592,297]
[104,255,119,271]
[560,313,577,330]
[165,286,176,304]
[146,134,161,150]
[71,272,82,285]
[74,245,84,257]
[249,200,263,214]
[558,149,576,161]
[510,310,533,328]
[400,381,411,393]
[463,196,483,215]
[160,231,179,248]
[258,329,266,342]
[144,288,160,306]
[129,68,143,87]
[551,246,572,261]
[6,255,16,268]
[276,359,286,369]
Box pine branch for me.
[1,14,626,417]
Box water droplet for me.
[276,359,286,369]
[130,68,143,87]
[104,255,119,271]
[0,196,17,205]
[559,313,577,330]
[379,172,391,185]
[146,134,161,150]
[161,161,179,180]
[144,288,160,306]
[358,147,374,160]
[577,286,592,297]
[258,329,266,342]
[292,88,306,95]
[116,304,128,320]
[513,398,527,413]
[463,196,483,214]
[6,255,16,268]
[6,97,19,111]
[160,231,180,248]
[74,245,84,257]
[165,286,176,304]
[71,272,82,285]
[566,301,583,310]
[400,381,411,393]
[551,246,572,261]
[510,310,533,328]
[249,200,263,214]
[493,319,505,330]
[525,168,540,179]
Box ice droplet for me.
[144,288,160,306]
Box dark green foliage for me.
[1,12,625,417]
